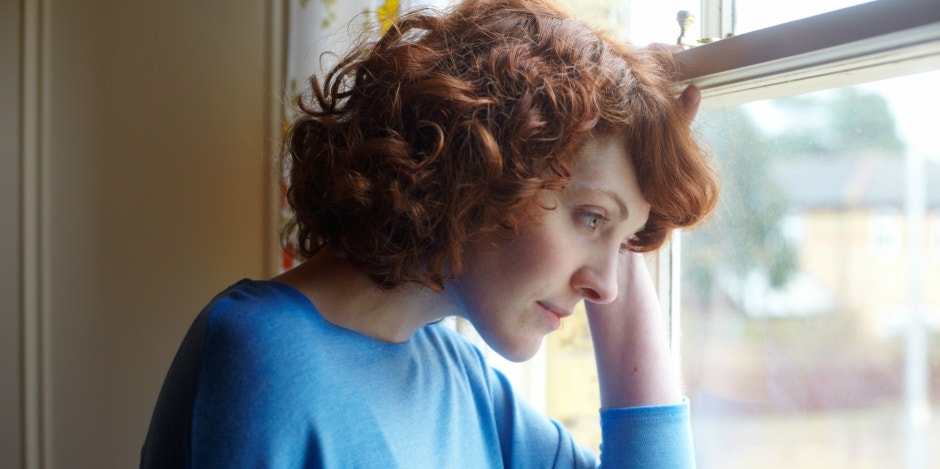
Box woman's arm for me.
[585,84,700,409]
[584,251,682,409]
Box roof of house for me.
[771,154,940,209]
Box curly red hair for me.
[282,0,718,291]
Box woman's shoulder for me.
[202,279,321,332]
[416,322,495,378]
[192,279,339,370]
[206,278,312,313]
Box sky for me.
[861,71,940,161]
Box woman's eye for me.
[579,211,604,231]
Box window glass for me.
[932,214,940,261]
[570,0,878,46]
[733,0,873,35]
[560,0,701,46]
[680,70,940,468]
[870,208,903,261]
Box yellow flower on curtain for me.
[376,0,399,33]
[318,0,338,29]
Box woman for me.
[141,0,718,467]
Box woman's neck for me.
[272,248,458,343]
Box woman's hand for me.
[679,85,701,122]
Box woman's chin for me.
[488,335,545,363]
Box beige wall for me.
[11,0,280,467]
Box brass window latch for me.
[676,10,731,48]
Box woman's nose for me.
[572,252,619,304]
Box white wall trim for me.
[21,0,49,467]
[264,0,288,277]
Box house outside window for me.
[871,207,903,262]
[931,212,940,262]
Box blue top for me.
[141,279,694,468]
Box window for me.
[871,208,903,262]
[732,0,873,34]
[932,213,940,261]
[678,2,939,467]
[683,71,940,467]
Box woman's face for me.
[448,135,651,362]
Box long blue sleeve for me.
[599,400,694,468]
[141,280,694,468]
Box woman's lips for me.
[537,301,573,330]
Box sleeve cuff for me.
[598,397,695,468]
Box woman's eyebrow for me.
[600,189,629,220]
[568,185,629,220]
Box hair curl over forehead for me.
[282,0,718,291]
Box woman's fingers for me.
[679,85,701,123]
